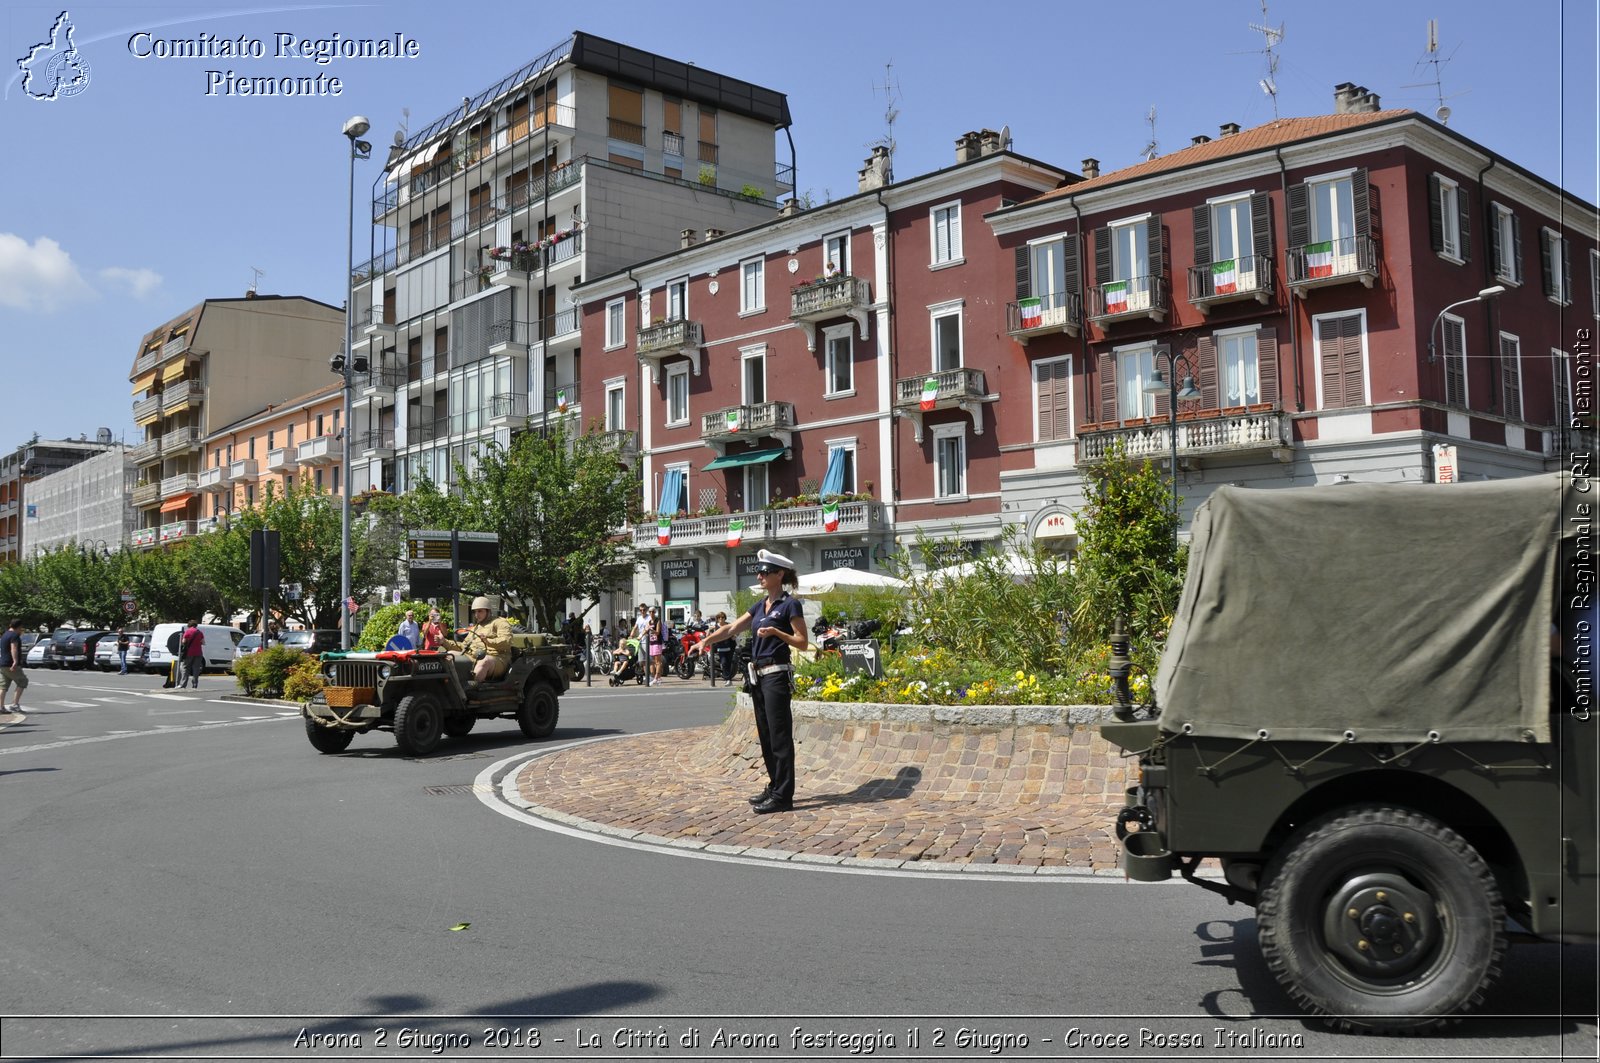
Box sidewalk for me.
[508,702,1134,875]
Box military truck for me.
[1103,474,1595,1033]
[302,635,569,756]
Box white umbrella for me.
[797,568,906,595]
[926,552,1060,584]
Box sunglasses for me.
[756,567,779,576]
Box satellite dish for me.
[1436,105,1451,124]
[393,130,405,147]
[999,124,1012,150]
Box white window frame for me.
[1499,332,1523,421]
[1311,308,1371,410]
[1028,233,1072,315]
[823,230,851,277]
[1542,228,1569,306]
[1207,193,1255,266]
[740,346,767,406]
[822,323,854,398]
[1114,341,1159,420]
[665,363,690,427]
[929,299,964,372]
[1440,312,1468,408]
[739,257,765,315]
[604,298,626,349]
[1492,203,1521,285]
[666,276,689,321]
[932,423,967,500]
[824,437,858,496]
[742,463,769,512]
[604,380,626,431]
[1031,354,1074,443]
[1434,175,1463,262]
[1216,325,1262,408]
[662,461,690,516]
[930,200,963,267]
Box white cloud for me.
[0,233,94,312]
[100,266,163,299]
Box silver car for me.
[94,632,150,672]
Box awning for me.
[1034,510,1077,540]
[131,370,159,394]
[161,360,187,383]
[703,447,785,471]
[159,493,196,513]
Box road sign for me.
[122,601,137,615]
[408,559,452,569]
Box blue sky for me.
[3,1,1595,445]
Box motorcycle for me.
[674,627,711,680]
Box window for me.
[932,425,966,499]
[931,305,963,372]
[1033,356,1072,442]
[1500,334,1523,420]
[666,277,688,321]
[267,430,275,451]
[662,462,689,514]
[332,466,340,495]
[314,468,324,490]
[666,364,689,425]
[1429,174,1467,261]
[1098,214,1157,312]
[1314,310,1368,409]
[1218,329,1261,407]
[1025,235,1078,321]
[1542,228,1571,305]
[286,423,294,446]
[604,299,625,349]
[1211,196,1255,266]
[740,258,764,313]
[743,464,769,511]
[930,201,962,265]
[1440,313,1468,407]
[315,414,324,436]
[284,474,293,491]
[824,231,850,276]
[1115,344,1159,420]
[823,440,857,497]
[245,484,255,507]
[247,437,256,460]
[1554,349,1573,430]
[605,382,625,431]
[1491,203,1522,285]
[741,348,766,405]
[824,325,853,396]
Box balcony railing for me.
[545,380,581,414]
[197,466,226,493]
[1088,276,1170,324]
[365,305,397,336]
[702,401,797,442]
[487,394,528,425]
[133,394,163,424]
[599,429,638,461]
[161,334,191,361]
[160,473,198,498]
[266,447,296,472]
[195,515,224,535]
[791,275,870,320]
[132,527,158,549]
[1287,235,1379,291]
[161,379,200,411]
[228,458,259,482]
[359,430,395,455]
[131,482,161,508]
[549,307,580,340]
[633,501,887,550]
[544,230,583,268]
[359,365,406,390]
[133,349,161,376]
[893,367,987,410]
[1006,290,1083,341]
[607,117,645,145]
[161,427,199,454]
[662,131,684,156]
[297,435,342,465]
[160,519,197,543]
[1076,408,1291,464]
[776,162,795,192]
[128,439,161,465]
[637,319,702,356]
[1187,253,1275,309]
[503,161,581,212]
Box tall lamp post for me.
[338,115,372,650]
[1427,285,1507,367]
[1143,350,1202,546]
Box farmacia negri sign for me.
[127,30,421,96]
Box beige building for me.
[198,382,346,527]
[127,294,344,548]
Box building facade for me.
[196,383,346,529]
[0,436,120,562]
[23,445,135,556]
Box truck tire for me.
[392,692,443,755]
[305,717,355,754]
[443,712,476,738]
[1256,805,1505,1034]
[518,683,559,740]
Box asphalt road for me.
[1,666,1593,1061]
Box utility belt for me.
[744,660,793,693]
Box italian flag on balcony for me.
[1211,259,1238,295]
[726,517,744,548]
[919,377,939,411]
[725,409,740,432]
[657,517,672,546]
[1018,297,1042,329]
[555,388,568,413]
[821,500,840,532]
[1103,280,1128,312]
[1305,241,1335,278]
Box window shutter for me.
[1035,362,1053,440]
[1196,334,1218,409]
[1562,235,1572,304]
[1490,203,1505,276]
[1510,213,1523,284]
[1053,358,1073,438]
[1352,168,1371,240]
[1152,345,1171,418]
[1097,349,1118,423]
[1428,174,1444,253]
[1192,205,1211,266]
[1456,186,1471,262]
[1256,326,1280,404]
[1287,183,1309,250]
[1500,335,1522,419]
[1063,233,1081,300]
[1341,315,1365,408]
[1443,318,1466,407]
[1147,215,1165,283]
[1250,191,1272,258]
[1094,227,1111,286]
[1542,231,1556,299]
[1015,246,1031,300]
[1318,319,1341,407]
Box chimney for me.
[857,145,891,192]
[703,228,724,242]
[954,131,982,163]
[680,228,697,248]
[1353,86,1381,113]
[1081,157,1100,179]
[1191,134,1212,147]
[1219,122,1240,138]
[779,198,803,218]
[1333,82,1359,114]
[244,289,257,299]
[978,128,1002,156]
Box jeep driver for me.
[443,595,513,683]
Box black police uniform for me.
[747,592,803,802]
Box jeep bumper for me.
[304,693,382,727]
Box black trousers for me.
[750,671,795,800]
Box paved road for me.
[1,667,1592,1060]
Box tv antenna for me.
[1139,106,1159,161]
[1248,0,1284,118]
[248,265,265,294]
[1404,18,1465,124]
[868,60,901,183]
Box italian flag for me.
[725,409,740,432]
[1103,280,1128,312]
[726,517,744,548]
[822,501,840,532]
[1305,241,1335,279]
[657,517,671,546]
[1018,297,1042,328]
[919,377,939,411]
[1211,259,1238,295]
[555,388,568,412]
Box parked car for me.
[95,632,151,671]
[237,632,263,655]
[25,639,55,668]
[145,623,245,675]
[56,630,110,670]
[277,629,341,655]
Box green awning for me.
[704,447,785,471]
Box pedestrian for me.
[396,608,421,649]
[116,626,131,675]
[179,620,206,689]
[0,619,29,714]
[421,609,444,652]
[631,604,650,644]
[711,611,736,681]
[692,549,807,813]
[597,618,610,649]
[647,605,667,685]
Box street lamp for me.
[1427,285,1507,365]
[339,115,372,650]
[1144,349,1202,545]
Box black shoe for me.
[751,794,792,814]
[747,787,774,806]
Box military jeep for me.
[1103,474,1596,1033]
[302,635,570,756]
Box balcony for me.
[266,447,296,473]
[133,349,161,376]
[790,275,872,351]
[1075,408,1292,465]
[487,394,528,427]
[160,519,197,544]
[544,380,581,416]
[1088,275,1169,326]
[632,500,888,551]
[127,439,162,466]
[1287,235,1379,294]
[132,527,158,549]
[489,248,539,288]
[160,473,198,498]
[636,318,704,380]
[358,365,406,395]
[542,230,584,271]
[197,466,227,493]
[298,434,342,465]
[701,401,796,452]
[1006,291,1083,343]
[488,319,529,357]
[363,304,398,342]
[598,429,638,463]
[161,334,191,362]
[195,514,224,535]
[358,429,395,458]
[161,427,200,455]
[161,378,202,413]
[607,117,645,145]
[662,131,684,157]
[1187,254,1274,313]
[229,458,259,483]
[547,307,581,347]
[892,367,993,443]
[131,482,161,508]
[133,393,163,425]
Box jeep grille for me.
[330,660,383,688]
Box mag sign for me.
[839,638,883,678]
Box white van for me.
[145,623,244,675]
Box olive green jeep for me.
[1104,473,1596,1033]
[302,634,569,756]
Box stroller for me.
[608,637,647,686]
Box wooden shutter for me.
[1287,183,1309,250]
[1094,227,1111,286]
[1063,233,1081,302]
[1192,204,1212,266]
[1015,246,1031,301]
[1340,315,1365,408]
[1036,362,1054,440]
[1500,335,1522,419]
[1490,203,1505,276]
[1036,359,1071,441]
[1510,213,1523,283]
[1250,191,1272,258]
[1152,345,1171,418]
[1428,174,1444,253]
[1147,215,1165,285]
[1352,168,1371,240]
[1443,318,1466,407]
[1542,230,1556,299]
[1563,234,1573,303]
[1456,185,1471,262]
[1255,326,1280,404]
[1097,348,1118,423]
[1319,316,1354,409]
[1196,334,1218,409]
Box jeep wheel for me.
[1256,805,1505,1034]
[518,683,559,740]
[443,712,476,738]
[305,717,355,754]
[392,692,443,755]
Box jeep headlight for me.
[377,664,391,680]
[322,662,338,681]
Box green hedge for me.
[356,600,441,651]
[233,645,311,698]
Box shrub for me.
[232,645,309,698]
[356,599,439,651]
[282,656,325,701]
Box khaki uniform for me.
[444,616,514,679]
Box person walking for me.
[396,609,421,649]
[692,549,807,813]
[115,627,131,675]
[179,620,206,689]
[0,619,29,714]
[646,606,667,685]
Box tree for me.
[1072,443,1187,647]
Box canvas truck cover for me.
[1154,474,1578,745]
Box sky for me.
[2,1,1595,446]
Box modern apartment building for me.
[0,435,120,562]
[347,31,792,499]
[126,294,345,549]
[23,444,135,556]
[196,382,346,529]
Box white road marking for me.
[0,715,291,754]
[92,697,136,704]
[140,693,194,702]
[148,708,200,715]
[49,700,96,709]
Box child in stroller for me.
[608,636,646,686]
